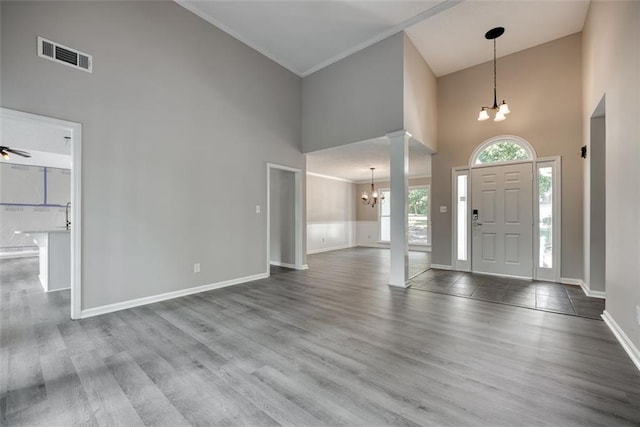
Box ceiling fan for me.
[0,146,31,159]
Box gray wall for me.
[302,33,404,153]
[306,174,356,253]
[433,34,584,279]
[270,169,296,265]
[1,1,304,310]
[403,35,438,152]
[582,0,640,351]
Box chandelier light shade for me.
[361,167,384,208]
[477,26,511,122]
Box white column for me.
[387,130,410,288]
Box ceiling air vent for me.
[37,36,92,73]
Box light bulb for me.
[499,101,510,115]
[494,111,506,122]
[477,109,490,121]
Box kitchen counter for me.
[15,229,70,292]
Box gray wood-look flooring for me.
[2,248,640,426]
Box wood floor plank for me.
[215,361,324,427]
[70,351,144,427]
[104,351,190,426]
[2,252,640,426]
[40,349,97,426]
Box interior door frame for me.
[266,163,306,274]
[451,156,561,281]
[1,107,82,319]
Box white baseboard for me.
[581,282,606,299]
[355,242,386,249]
[561,277,606,299]
[80,272,269,319]
[355,243,430,253]
[47,287,70,293]
[602,310,640,373]
[307,244,355,254]
[431,264,451,270]
[270,261,296,269]
[0,250,38,259]
[270,261,308,271]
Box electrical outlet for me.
[321,237,325,243]
[255,205,261,214]
[194,263,200,273]
[636,305,640,326]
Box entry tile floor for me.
[409,269,605,320]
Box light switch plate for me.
[440,206,447,213]
[194,263,200,273]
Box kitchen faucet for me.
[65,202,71,230]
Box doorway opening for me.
[452,135,561,281]
[266,163,305,274]
[589,96,606,295]
[0,108,82,319]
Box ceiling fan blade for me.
[4,147,32,158]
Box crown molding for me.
[306,171,355,183]
[175,0,304,76]
[301,0,463,77]
[176,0,463,78]
[354,174,432,185]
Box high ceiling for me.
[176,0,590,181]
[177,0,590,77]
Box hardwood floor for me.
[1,249,640,426]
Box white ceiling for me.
[177,0,589,180]
[177,0,589,78]
[306,138,431,182]
[0,150,71,169]
[405,0,590,76]
[1,115,72,168]
[177,0,447,76]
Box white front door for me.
[471,162,533,277]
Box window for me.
[379,187,430,245]
[535,158,560,282]
[456,175,468,261]
[471,137,534,166]
[538,166,553,268]
[408,186,429,245]
[379,189,391,242]
[452,168,470,271]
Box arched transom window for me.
[470,136,536,166]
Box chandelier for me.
[477,27,510,122]
[361,167,384,208]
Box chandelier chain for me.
[493,38,498,109]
